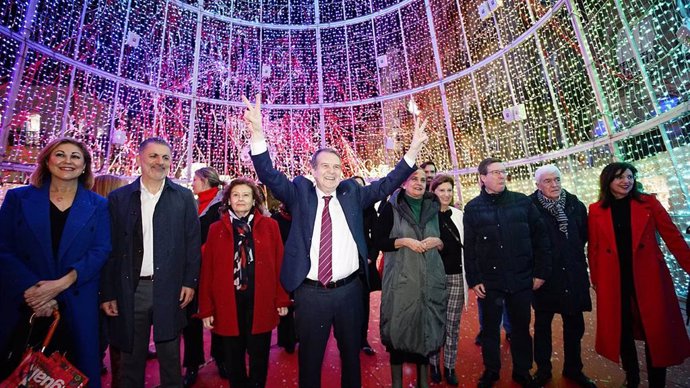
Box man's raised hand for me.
[242,94,263,141]
[405,115,429,161]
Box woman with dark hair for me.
[373,168,447,388]
[184,166,226,384]
[198,177,290,388]
[428,174,466,386]
[588,162,690,387]
[0,138,111,387]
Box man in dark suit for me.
[100,137,201,387]
[242,95,428,388]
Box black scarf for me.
[537,190,568,238]
[230,210,254,290]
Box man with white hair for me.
[529,165,597,388]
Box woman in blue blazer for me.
[0,138,111,387]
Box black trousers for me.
[294,278,363,388]
[360,282,371,347]
[222,288,272,388]
[120,280,182,388]
[534,310,585,374]
[620,296,666,387]
[182,293,205,368]
[277,305,297,350]
[479,288,533,375]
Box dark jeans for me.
[534,310,584,374]
[479,288,533,375]
[294,277,363,388]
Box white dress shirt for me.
[307,187,359,282]
[140,182,163,277]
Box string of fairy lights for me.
[0,0,688,292]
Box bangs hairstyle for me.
[430,174,454,192]
[310,148,341,169]
[92,174,128,197]
[30,137,95,189]
[194,167,223,188]
[220,177,266,214]
[598,162,643,208]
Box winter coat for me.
[463,188,551,292]
[530,190,591,313]
[588,194,690,367]
[0,183,111,387]
[198,209,290,336]
[375,189,448,357]
[446,207,469,308]
[101,178,201,351]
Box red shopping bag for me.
[0,310,88,388]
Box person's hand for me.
[179,287,195,309]
[405,115,429,159]
[532,278,545,290]
[202,316,214,330]
[421,237,443,250]
[473,283,486,298]
[33,299,58,317]
[405,238,426,253]
[101,300,119,316]
[24,276,72,311]
[242,94,264,142]
[277,307,288,316]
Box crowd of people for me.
[1,95,689,388]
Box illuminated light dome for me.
[0,1,689,292]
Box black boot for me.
[183,366,198,388]
[430,364,441,384]
[416,363,429,388]
[391,363,403,388]
[444,367,458,386]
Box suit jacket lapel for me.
[21,185,53,263]
[337,185,357,238]
[57,185,96,261]
[305,185,318,239]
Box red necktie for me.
[318,196,333,285]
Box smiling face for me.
[47,143,86,183]
[311,151,342,195]
[480,162,507,194]
[536,171,562,200]
[610,168,635,199]
[433,181,454,208]
[137,142,171,186]
[403,169,426,199]
[229,184,254,217]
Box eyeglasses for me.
[486,170,507,176]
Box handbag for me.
[0,310,88,388]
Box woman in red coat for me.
[588,162,690,388]
[198,177,290,388]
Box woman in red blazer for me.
[198,177,290,388]
[588,162,690,388]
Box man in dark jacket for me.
[464,158,551,388]
[101,137,201,387]
[530,165,597,388]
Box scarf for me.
[197,187,219,215]
[230,209,254,290]
[537,189,568,238]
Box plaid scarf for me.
[230,210,254,290]
[537,189,569,238]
